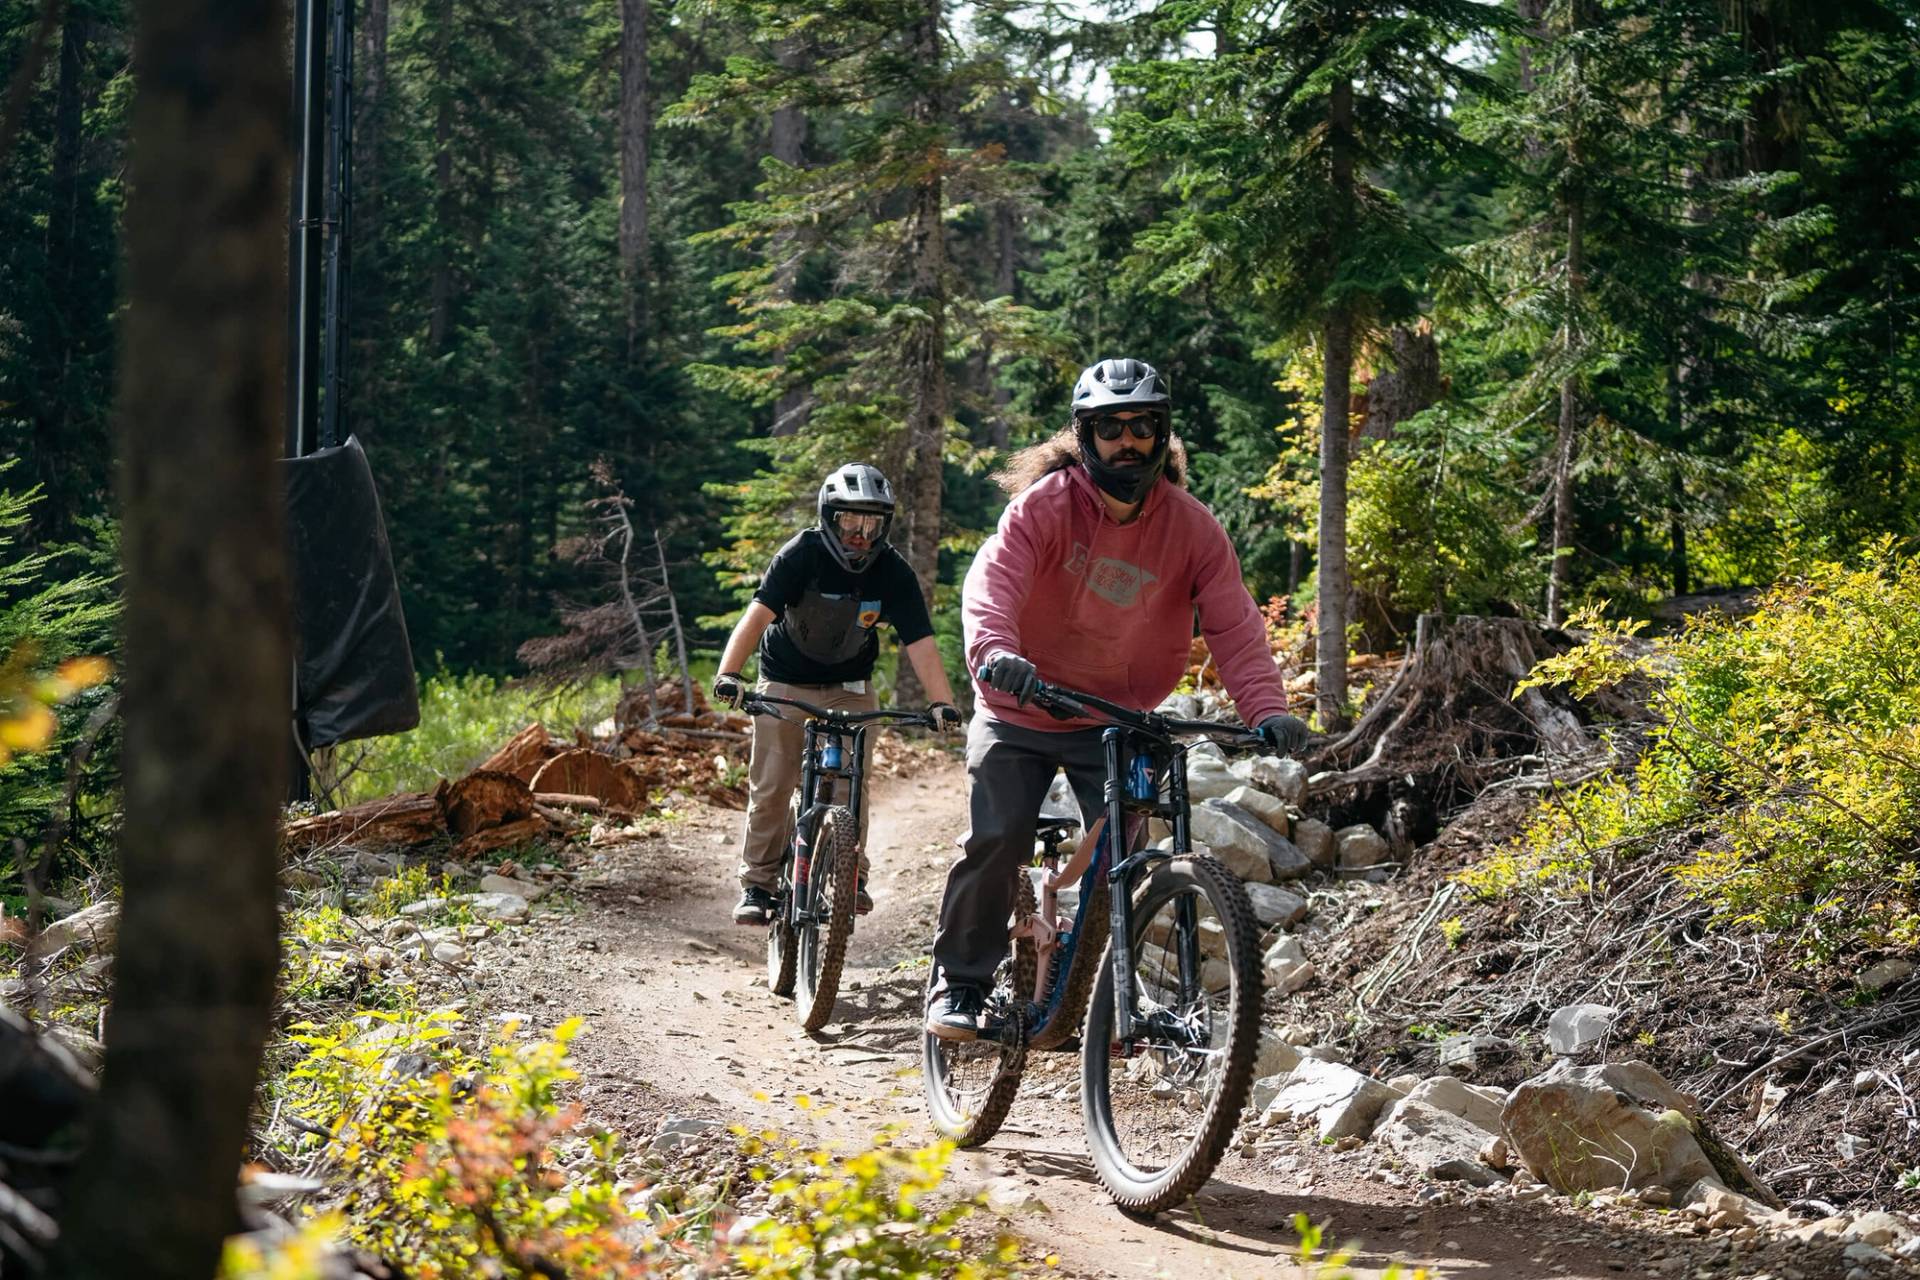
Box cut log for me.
[475,722,554,783]
[533,792,603,812]
[529,749,645,812]
[449,815,551,861]
[438,770,536,838]
[282,791,445,851]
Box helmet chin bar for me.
[1076,421,1168,505]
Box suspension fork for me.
[1103,728,1144,1043]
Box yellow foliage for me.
[0,643,110,766]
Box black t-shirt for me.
[753,530,935,684]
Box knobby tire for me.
[795,806,858,1032]
[922,871,1036,1147]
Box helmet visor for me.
[831,511,885,539]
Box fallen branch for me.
[1706,1000,1920,1113]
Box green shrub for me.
[1467,540,1920,961]
[337,670,618,804]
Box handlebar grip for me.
[975,663,993,684]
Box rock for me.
[399,896,449,917]
[1291,818,1335,869]
[1244,883,1308,929]
[985,1177,1048,1214]
[1185,764,1241,805]
[1277,1023,1315,1046]
[650,1116,722,1153]
[1546,1003,1619,1055]
[1686,1181,1766,1227]
[1386,1073,1422,1095]
[1197,799,1310,880]
[1188,739,1227,765]
[1853,1070,1881,1095]
[1261,1057,1397,1141]
[1503,1060,1774,1202]
[1843,1243,1891,1266]
[1264,935,1314,994]
[1224,785,1291,836]
[460,891,529,922]
[1186,803,1276,883]
[479,873,548,903]
[1438,1034,1513,1074]
[1335,824,1391,871]
[1255,1028,1303,1079]
[1843,1212,1911,1248]
[1860,958,1914,993]
[1251,1073,1290,1114]
[34,901,119,954]
[1401,1075,1504,1135]
[1230,756,1310,807]
[1157,694,1202,719]
[430,942,467,965]
[1376,1098,1507,1186]
[1481,1134,1514,1172]
[1300,1045,1347,1063]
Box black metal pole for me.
[319,0,354,449]
[286,0,326,460]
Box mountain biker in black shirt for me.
[710,463,962,925]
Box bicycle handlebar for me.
[741,692,941,731]
[974,665,1268,750]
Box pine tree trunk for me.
[51,0,290,1273]
[987,197,1016,450]
[619,0,649,350]
[428,0,453,351]
[895,0,948,706]
[32,10,87,542]
[1547,191,1584,627]
[769,38,808,438]
[1316,75,1354,728]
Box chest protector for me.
[782,575,882,667]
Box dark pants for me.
[930,715,1111,995]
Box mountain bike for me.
[921,675,1267,1213]
[742,693,940,1032]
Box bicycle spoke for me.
[1100,882,1238,1179]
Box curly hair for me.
[995,427,1189,496]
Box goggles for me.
[1087,410,1164,442]
[831,511,885,538]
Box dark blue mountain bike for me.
[921,674,1268,1214]
[742,692,939,1032]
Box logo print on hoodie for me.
[1064,544,1158,608]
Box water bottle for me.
[1127,751,1156,802]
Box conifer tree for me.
[671,0,1051,697]
[1114,0,1507,724]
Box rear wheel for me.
[1080,855,1262,1214]
[794,806,859,1031]
[923,871,1036,1147]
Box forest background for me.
[3,0,1919,814]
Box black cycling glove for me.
[929,702,962,733]
[982,653,1039,705]
[1257,713,1312,755]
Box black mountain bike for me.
[922,675,1268,1214]
[742,693,939,1032]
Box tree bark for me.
[895,0,948,706]
[1547,189,1584,627]
[428,0,454,351]
[987,197,1017,450]
[30,9,87,543]
[769,38,809,438]
[619,0,649,349]
[50,0,290,1274]
[1316,75,1354,728]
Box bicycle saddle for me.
[1036,775,1081,847]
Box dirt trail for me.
[479,755,1842,1280]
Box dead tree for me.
[517,462,695,729]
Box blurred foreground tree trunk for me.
[50,0,290,1273]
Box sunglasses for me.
[1088,411,1164,442]
[832,511,885,537]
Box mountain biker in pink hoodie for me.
[926,357,1310,1041]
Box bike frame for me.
[744,694,934,929]
[1005,678,1264,1049]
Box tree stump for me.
[476,722,554,783]
[282,791,446,851]
[437,770,536,838]
[449,815,551,861]
[529,749,644,812]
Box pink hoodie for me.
[963,464,1289,733]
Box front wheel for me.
[1080,855,1262,1214]
[794,806,859,1031]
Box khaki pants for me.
[736,678,878,891]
